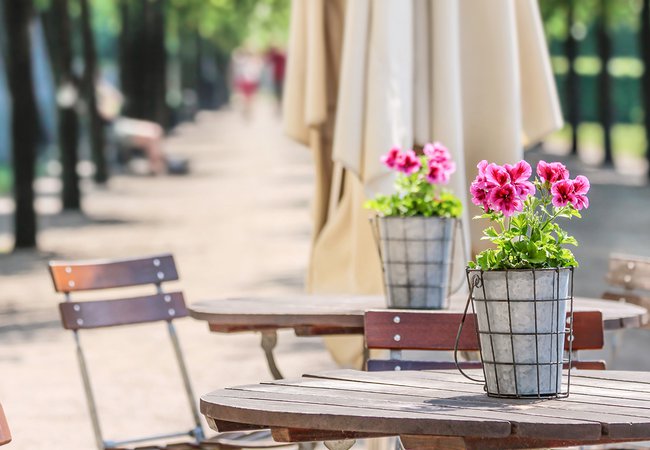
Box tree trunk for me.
[53,0,81,210]
[565,1,580,155]
[214,48,231,108]
[143,0,168,127]
[80,0,109,183]
[641,0,650,177]
[597,0,614,166]
[180,27,199,119]
[4,0,38,249]
[118,0,133,116]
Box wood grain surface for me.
[200,369,650,449]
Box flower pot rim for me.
[374,215,458,220]
[466,267,575,273]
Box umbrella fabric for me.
[283,0,562,368]
[283,0,346,247]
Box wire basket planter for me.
[456,267,575,398]
[371,216,459,309]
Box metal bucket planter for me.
[465,268,574,398]
[373,216,457,309]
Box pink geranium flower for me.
[472,160,490,188]
[423,142,451,164]
[537,160,569,184]
[396,149,421,175]
[488,183,523,216]
[470,180,490,210]
[571,175,590,210]
[426,162,452,184]
[381,147,402,170]
[485,163,511,187]
[551,180,577,208]
[505,161,535,197]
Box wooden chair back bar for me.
[59,292,188,330]
[364,309,604,351]
[0,404,10,446]
[606,254,650,291]
[602,291,650,314]
[49,254,178,292]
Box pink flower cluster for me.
[470,159,590,216]
[381,142,456,185]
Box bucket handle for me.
[454,273,485,383]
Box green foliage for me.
[469,181,582,271]
[364,157,463,219]
[167,0,289,53]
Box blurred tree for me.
[52,0,82,210]
[3,0,39,248]
[120,0,168,126]
[80,0,109,183]
[597,0,614,165]
[642,0,650,175]
[144,0,168,127]
[565,0,581,155]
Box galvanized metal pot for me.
[466,268,574,398]
[374,216,457,309]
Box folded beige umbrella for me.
[283,0,563,368]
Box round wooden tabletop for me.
[201,369,650,449]
[188,294,647,332]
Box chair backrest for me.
[50,253,178,293]
[0,403,10,446]
[603,254,650,317]
[49,254,203,450]
[364,309,605,371]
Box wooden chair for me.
[0,403,10,446]
[364,309,606,372]
[603,253,650,327]
[50,254,289,450]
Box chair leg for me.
[261,331,284,380]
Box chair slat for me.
[606,254,650,291]
[603,291,650,308]
[364,310,603,351]
[59,292,187,330]
[49,254,178,292]
[364,311,479,351]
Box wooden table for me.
[189,294,648,333]
[189,295,648,378]
[201,368,650,450]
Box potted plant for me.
[464,159,590,398]
[365,143,463,309]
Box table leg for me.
[261,330,284,380]
[324,440,356,450]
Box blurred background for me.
[0,0,649,448]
